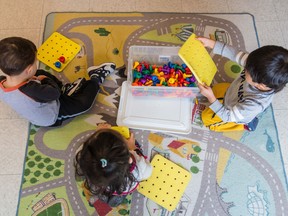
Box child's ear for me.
[129,157,133,164]
[25,64,34,75]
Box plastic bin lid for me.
[117,81,192,134]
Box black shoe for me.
[62,78,86,96]
[97,194,109,203]
[107,195,126,207]
[117,64,127,78]
[87,63,116,83]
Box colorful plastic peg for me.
[168,78,176,84]
[54,61,61,68]
[58,56,66,63]
[133,61,140,69]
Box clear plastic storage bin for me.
[127,46,200,97]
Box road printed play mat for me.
[17,13,288,216]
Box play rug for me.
[17,12,288,216]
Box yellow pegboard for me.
[138,154,191,211]
[37,32,81,72]
[178,33,217,86]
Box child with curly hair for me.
[74,123,152,207]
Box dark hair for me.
[75,129,136,197]
[0,37,37,76]
[245,45,288,92]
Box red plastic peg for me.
[58,56,66,63]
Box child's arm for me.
[130,150,153,181]
[197,37,248,66]
[126,133,137,150]
[197,37,216,49]
[19,77,61,102]
[209,96,265,124]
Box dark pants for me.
[36,70,100,126]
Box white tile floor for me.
[0,0,287,215]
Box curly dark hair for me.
[245,45,288,93]
[75,129,136,197]
[0,37,37,76]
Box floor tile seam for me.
[0,173,21,176]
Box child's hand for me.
[126,133,137,150]
[36,75,47,81]
[197,82,217,103]
[196,37,216,49]
[96,123,111,130]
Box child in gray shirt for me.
[0,37,116,126]
[197,37,288,132]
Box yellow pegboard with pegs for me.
[37,32,81,72]
[178,33,217,86]
[138,154,191,211]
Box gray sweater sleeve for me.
[213,41,249,66]
[209,42,249,123]
[208,94,264,124]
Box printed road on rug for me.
[17,12,288,216]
